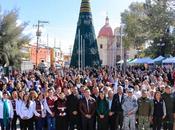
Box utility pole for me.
[34,20,49,67]
[120,25,123,71]
[120,23,126,74]
[46,34,50,64]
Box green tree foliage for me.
[121,0,175,57]
[144,0,175,57]
[0,9,30,68]
[121,2,147,49]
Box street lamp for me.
[34,20,49,67]
[120,23,126,73]
[120,24,123,71]
[157,38,165,56]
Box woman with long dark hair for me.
[19,93,35,130]
[152,91,166,130]
[16,90,24,129]
[96,91,109,130]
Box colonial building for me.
[97,16,116,66]
[97,17,137,67]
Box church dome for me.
[98,16,113,38]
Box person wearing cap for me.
[122,88,138,130]
[161,85,174,130]
[0,91,14,130]
[137,89,153,130]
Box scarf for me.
[3,100,9,127]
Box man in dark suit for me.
[91,86,99,130]
[111,86,125,130]
[91,86,99,100]
[108,90,115,130]
[67,86,81,130]
[79,88,96,130]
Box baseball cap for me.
[127,88,134,93]
[165,85,171,89]
[141,89,147,94]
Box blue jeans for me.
[35,118,45,130]
[47,116,55,130]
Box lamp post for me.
[120,23,128,74]
[34,20,49,67]
[120,24,123,71]
[157,38,165,56]
[120,23,126,74]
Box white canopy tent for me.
[153,56,165,62]
[129,58,138,64]
[117,59,133,64]
[162,57,175,64]
[129,57,153,64]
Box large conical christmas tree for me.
[70,0,101,68]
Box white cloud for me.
[16,19,22,26]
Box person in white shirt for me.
[0,91,14,130]
[19,93,35,130]
[113,76,119,94]
[16,90,24,129]
[133,85,141,100]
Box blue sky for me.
[0,0,144,53]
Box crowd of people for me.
[0,65,175,130]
